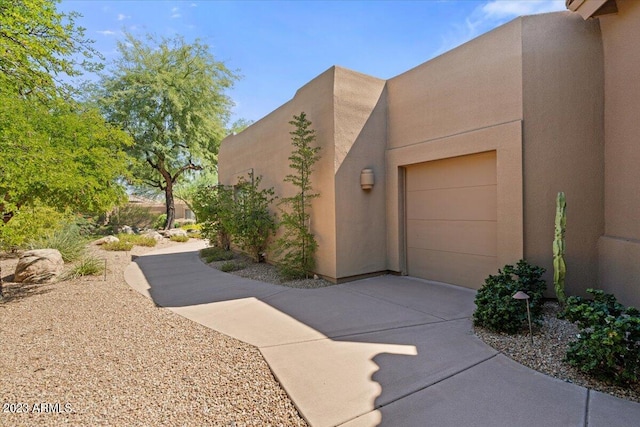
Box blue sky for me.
[59,0,566,124]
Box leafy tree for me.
[0,95,132,224]
[174,169,218,223]
[98,32,239,229]
[0,0,100,100]
[274,112,321,279]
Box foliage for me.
[65,256,104,279]
[0,205,69,252]
[174,169,218,223]
[98,32,239,229]
[102,240,134,251]
[563,289,640,385]
[170,235,189,243]
[0,0,101,100]
[193,184,236,250]
[29,223,87,262]
[201,247,235,263]
[117,234,157,247]
[0,94,132,224]
[219,260,246,273]
[108,204,155,232]
[233,173,277,262]
[473,260,547,334]
[554,191,567,306]
[273,112,321,280]
[152,214,167,230]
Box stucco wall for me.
[597,0,640,307]
[332,68,388,279]
[218,68,338,278]
[521,12,604,298]
[385,18,524,276]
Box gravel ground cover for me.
[474,301,640,403]
[0,240,307,427]
[207,254,640,405]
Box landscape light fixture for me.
[513,291,534,345]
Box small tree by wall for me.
[233,172,277,262]
[274,112,322,279]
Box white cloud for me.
[435,0,565,55]
[117,13,130,21]
[96,30,117,36]
[171,6,181,18]
[190,3,197,7]
[481,0,565,19]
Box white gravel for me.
[0,240,307,426]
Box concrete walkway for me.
[124,241,640,427]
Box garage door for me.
[405,151,497,289]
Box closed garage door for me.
[405,151,497,289]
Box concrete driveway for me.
[124,241,640,427]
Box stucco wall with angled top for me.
[597,0,640,307]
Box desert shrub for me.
[66,256,105,279]
[102,240,134,251]
[219,261,246,272]
[563,289,640,385]
[201,247,235,263]
[0,205,69,252]
[188,232,202,239]
[117,233,157,247]
[193,184,235,250]
[29,223,87,262]
[170,235,189,242]
[153,214,167,230]
[109,204,155,231]
[233,173,276,262]
[181,223,202,232]
[473,260,547,334]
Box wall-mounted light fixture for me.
[360,168,374,190]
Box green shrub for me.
[0,205,69,252]
[563,289,640,385]
[108,204,154,231]
[66,256,105,279]
[30,223,87,262]
[473,260,547,334]
[201,247,235,263]
[117,234,157,247]
[102,240,134,251]
[189,232,202,239]
[219,261,246,272]
[170,235,189,242]
[153,214,167,230]
[193,184,235,250]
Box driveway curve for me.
[124,241,640,427]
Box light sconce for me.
[360,168,374,190]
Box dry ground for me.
[0,240,307,427]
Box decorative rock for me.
[166,228,188,237]
[143,231,164,241]
[14,249,64,283]
[94,235,119,245]
[121,225,134,234]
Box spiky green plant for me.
[553,191,567,306]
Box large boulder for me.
[94,235,119,245]
[14,249,64,283]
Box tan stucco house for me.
[219,1,640,307]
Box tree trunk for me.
[164,180,176,230]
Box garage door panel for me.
[407,249,496,290]
[405,151,497,289]
[407,220,497,257]
[405,151,496,191]
[407,185,497,221]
